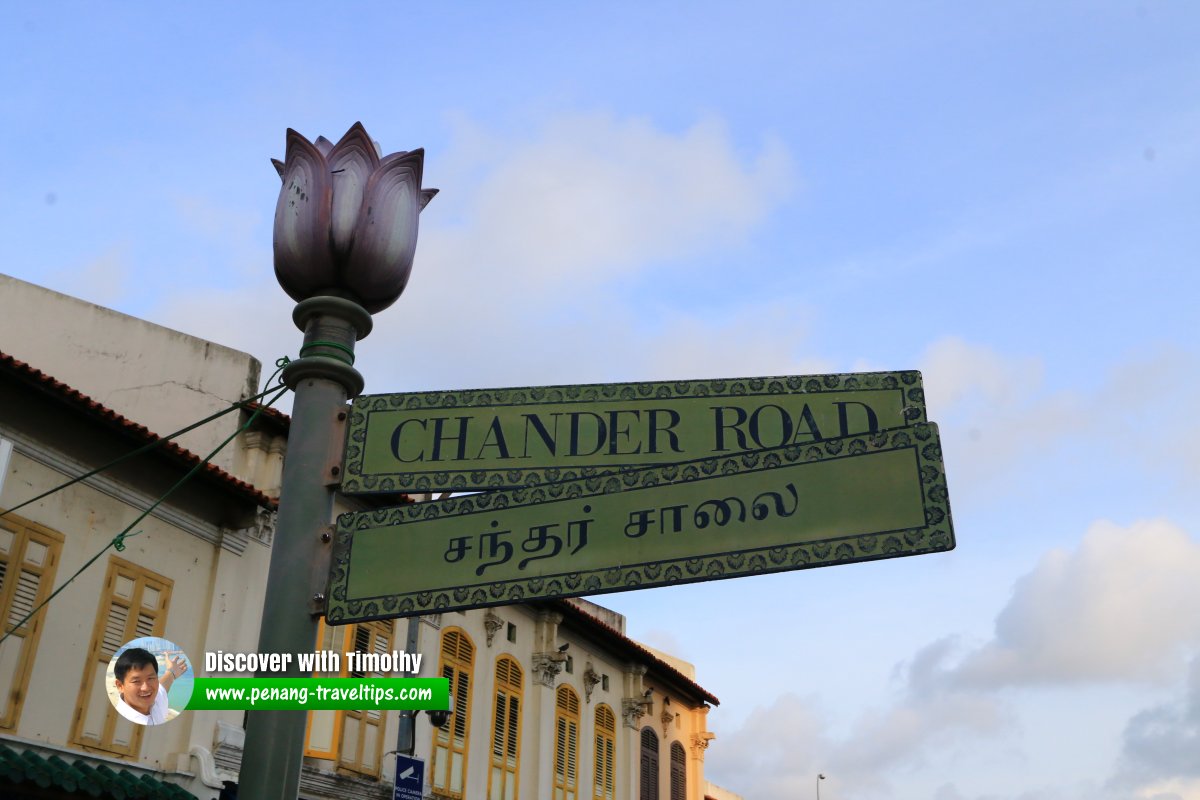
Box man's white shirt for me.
[116,683,169,725]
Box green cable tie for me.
[298,340,356,366]
[112,530,142,552]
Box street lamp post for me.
[237,123,435,800]
[817,773,826,800]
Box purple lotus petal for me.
[327,123,381,264]
[343,149,426,313]
[272,123,434,312]
[273,129,335,302]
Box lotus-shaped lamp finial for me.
[272,122,437,314]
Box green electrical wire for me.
[0,360,292,648]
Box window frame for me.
[669,741,686,800]
[304,617,348,760]
[302,618,396,778]
[639,726,660,800]
[69,556,172,757]
[554,684,581,800]
[338,619,395,777]
[592,704,616,800]
[0,512,64,731]
[431,627,475,799]
[486,655,523,800]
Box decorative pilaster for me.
[622,696,652,729]
[621,663,651,729]
[248,508,277,547]
[535,610,563,649]
[532,652,565,688]
[531,609,567,686]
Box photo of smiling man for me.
[108,638,194,726]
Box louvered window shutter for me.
[593,705,616,800]
[0,516,63,731]
[70,558,170,757]
[432,629,475,799]
[640,727,660,800]
[670,742,686,800]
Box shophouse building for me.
[0,274,731,800]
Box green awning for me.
[0,741,198,799]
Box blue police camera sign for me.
[393,754,425,800]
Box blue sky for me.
[4,3,1199,798]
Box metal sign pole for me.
[239,297,370,799]
[394,614,421,756]
[242,122,436,798]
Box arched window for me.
[554,685,581,800]
[432,628,474,799]
[488,656,523,800]
[593,704,616,800]
[669,741,686,800]
[639,727,659,800]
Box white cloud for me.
[1111,658,1200,795]
[352,110,807,390]
[636,629,689,662]
[706,693,831,800]
[933,785,970,800]
[919,338,1200,496]
[929,783,1110,800]
[1096,345,1200,487]
[708,640,1009,800]
[146,111,803,397]
[830,691,1007,789]
[707,519,1200,800]
[952,519,1200,688]
[918,337,1089,494]
[48,246,132,307]
[172,192,262,243]
[921,336,1044,416]
[455,113,794,285]
[621,302,831,383]
[145,280,296,392]
[351,290,826,397]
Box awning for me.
[0,741,198,799]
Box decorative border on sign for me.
[326,421,953,624]
[341,370,926,494]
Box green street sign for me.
[341,370,926,493]
[326,422,953,623]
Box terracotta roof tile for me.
[243,400,291,432]
[552,598,720,706]
[0,351,274,509]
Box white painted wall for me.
[0,273,261,474]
